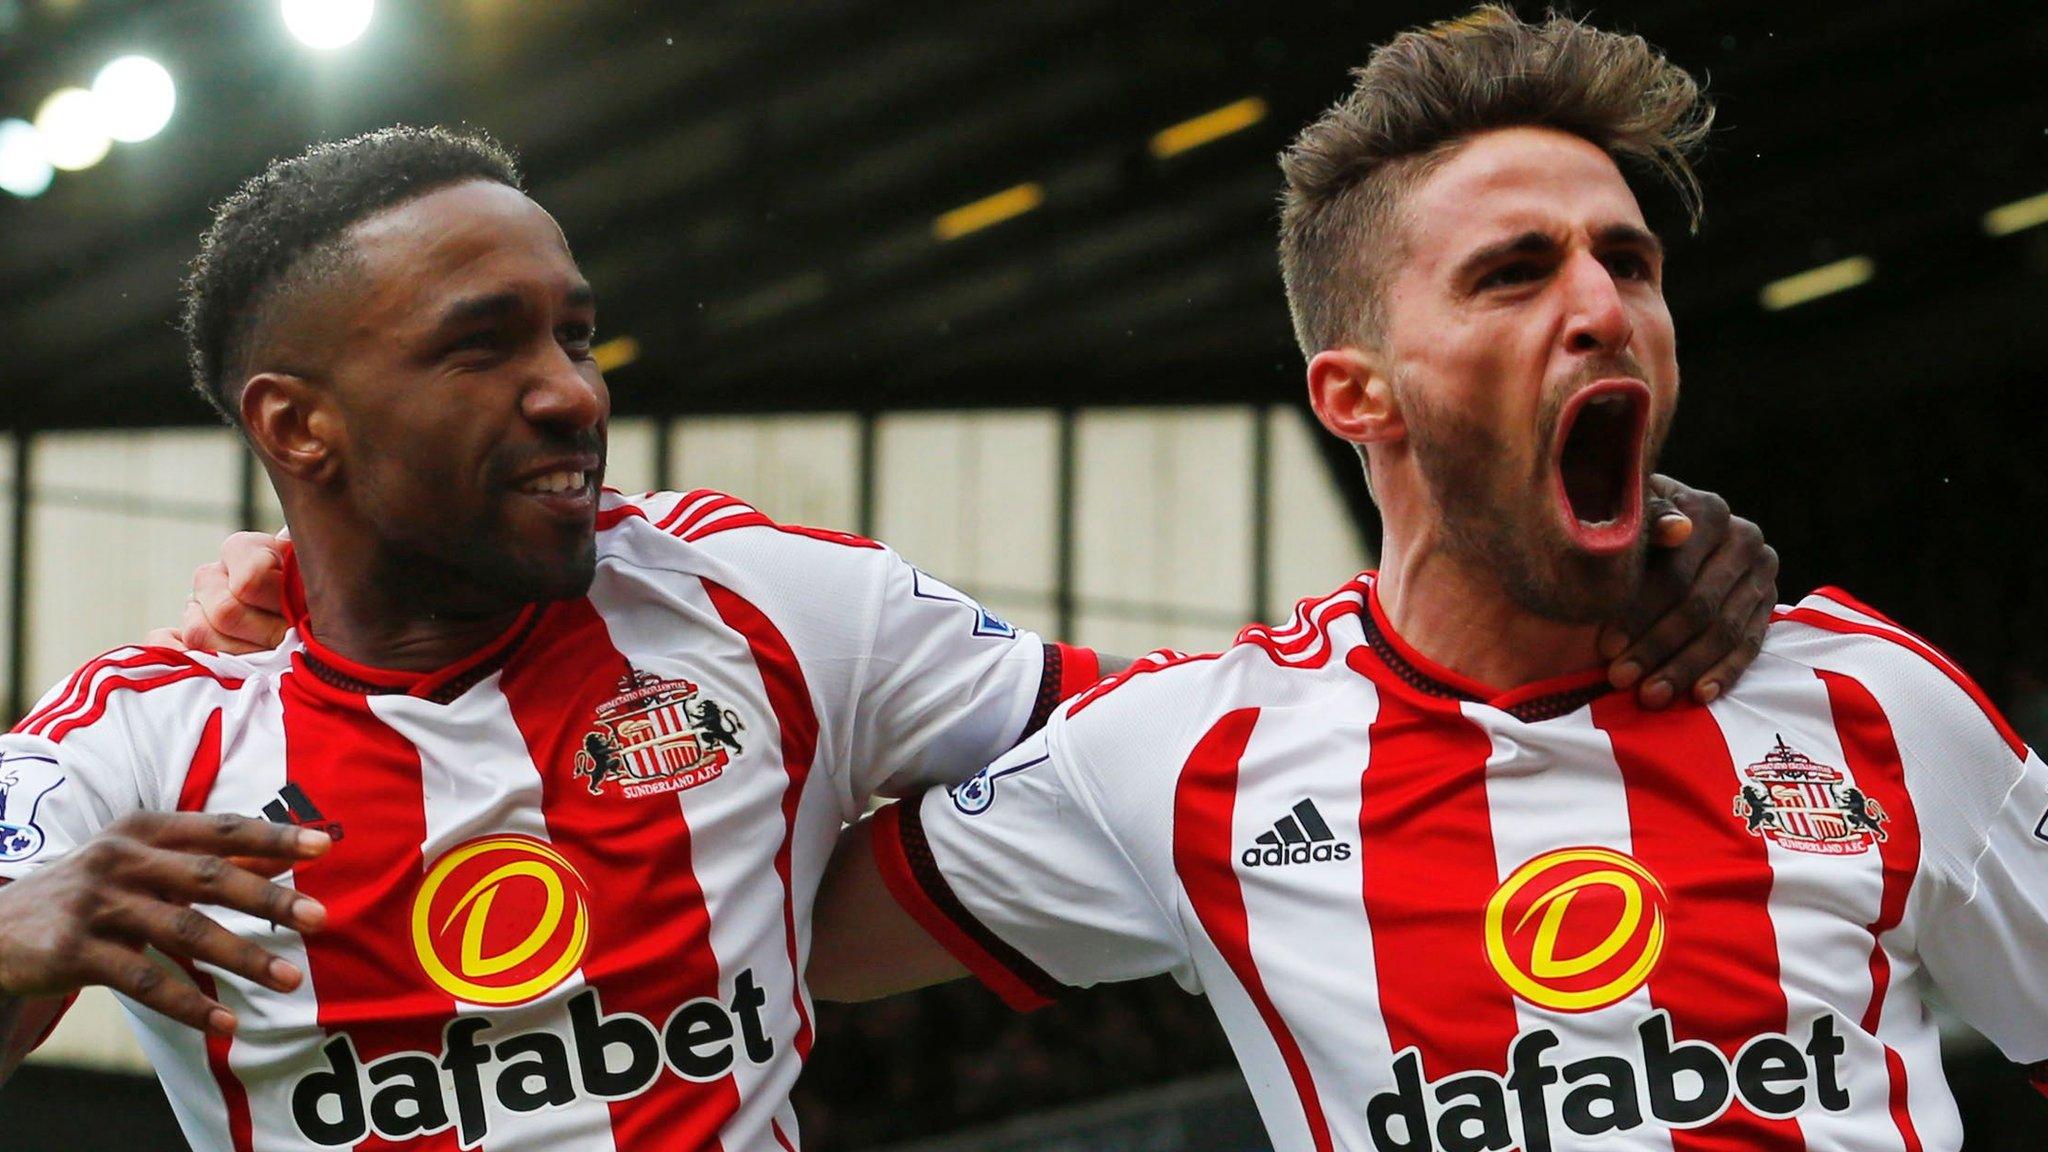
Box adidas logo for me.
[262,783,344,841]
[1241,799,1351,868]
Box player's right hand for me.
[153,532,290,655]
[0,812,329,1036]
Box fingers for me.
[220,532,287,613]
[117,811,331,864]
[1642,482,1692,551]
[73,938,233,1035]
[1689,595,1776,705]
[1649,508,1693,549]
[182,558,287,655]
[100,891,303,995]
[1610,522,1780,708]
[120,840,326,934]
[141,627,189,651]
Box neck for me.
[289,521,524,673]
[1374,526,1602,696]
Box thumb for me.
[1648,501,1693,549]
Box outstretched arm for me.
[808,813,968,1003]
[155,481,1773,715]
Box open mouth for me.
[1551,379,1650,554]
[510,460,601,518]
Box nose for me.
[523,345,608,432]
[1560,251,1633,356]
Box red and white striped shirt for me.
[880,574,2047,1152]
[0,488,1098,1151]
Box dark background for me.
[3,0,2044,690]
[2,0,2045,1147]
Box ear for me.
[1306,347,1403,449]
[242,372,343,485]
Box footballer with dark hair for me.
[0,117,1772,1149]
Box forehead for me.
[343,180,580,320]
[1398,127,1648,268]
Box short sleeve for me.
[1917,745,2048,1062]
[652,494,1100,814]
[871,668,1202,1010]
[0,664,161,882]
[845,560,1099,803]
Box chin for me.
[523,548,600,604]
[473,539,599,607]
[1502,540,1647,625]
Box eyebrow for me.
[1453,224,1665,284]
[428,282,597,335]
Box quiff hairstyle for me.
[180,125,523,426]
[1278,4,1713,356]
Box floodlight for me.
[282,0,374,50]
[92,55,177,143]
[34,88,110,172]
[0,119,55,198]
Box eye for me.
[1603,251,1654,281]
[1477,261,1546,290]
[559,321,597,359]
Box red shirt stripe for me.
[171,711,255,1152]
[1356,692,1520,1078]
[1594,697,1804,1151]
[1778,605,2026,761]
[1173,708,1334,1152]
[1819,669,1927,1152]
[280,658,460,1152]
[498,597,739,1152]
[175,709,226,814]
[15,648,176,733]
[703,578,820,1060]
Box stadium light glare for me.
[283,0,374,50]
[933,183,1044,242]
[1758,255,1875,311]
[34,87,111,172]
[1149,97,1269,160]
[1983,191,2048,238]
[592,335,640,374]
[92,55,177,143]
[0,118,55,198]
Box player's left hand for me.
[1599,475,1778,709]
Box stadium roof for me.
[1,0,2039,432]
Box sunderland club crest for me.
[574,670,744,800]
[1732,735,1888,856]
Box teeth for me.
[522,470,585,495]
[1587,394,1628,412]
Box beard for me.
[1399,379,1668,626]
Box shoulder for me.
[593,488,896,593]
[11,645,260,747]
[1063,577,1372,725]
[1055,578,1374,772]
[1762,586,2027,764]
[596,488,883,557]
